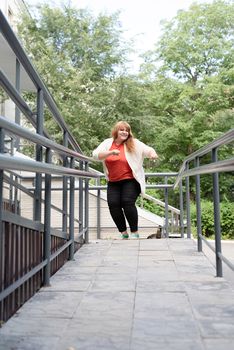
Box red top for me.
[105,142,133,182]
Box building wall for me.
[0,0,28,122]
[0,0,27,27]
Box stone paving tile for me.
[89,279,136,292]
[54,265,98,276]
[57,334,131,350]
[184,280,232,292]
[95,265,137,274]
[41,274,92,291]
[94,272,136,282]
[136,280,185,292]
[198,318,234,338]
[131,338,205,350]
[73,291,135,313]
[0,317,70,337]
[132,318,200,340]
[0,335,60,350]
[204,338,234,350]
[138,253,173,265]
[13,291,84,318]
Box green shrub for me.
[191,200,234,239]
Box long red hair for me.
[111,121,135,153]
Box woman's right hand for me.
[111,150,120,156]
[98,149,120,160]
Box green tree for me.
[18,3,131,151]
[141,0,234,164]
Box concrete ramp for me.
[1,238,234,350]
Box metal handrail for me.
[4,172,80,224]
[172,127,234,277]
[0,115,93,162]
[174,128,234,188]
[0,154,96,178]
[143,193,180,215]
[182,158,234,177]
[0,9,82,152]
[184,128,234,162]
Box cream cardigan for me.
[92,138,156,195]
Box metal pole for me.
[44,148,52,286]
[84,161,89,244]
[34,88,43,221]
[79,161,84,243]
[212,148,223,277]
[179,180,184,238]
[195,157,202,252]
[15,58,20,149]
[97,177,101,239]
[69,157,75,260]
[164,176,169,238]
[0,128,5,318]
[185,162,191,238]
[62,131,68,234]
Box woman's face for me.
[116,126,129,143]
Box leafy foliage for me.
[18,0,234,205]
[191,200,234,239]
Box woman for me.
[92,121,158,239]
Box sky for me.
[25,0,214,71]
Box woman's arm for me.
[97,149,120,160]
[135,139,158,159]
[92,138,119,160]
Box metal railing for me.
[0,10,98,324]
[1,7,233,327]
[91,172,181,239]
[174,128,234,277]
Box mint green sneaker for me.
[130,233,139,239]
[121,233,129,239]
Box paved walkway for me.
[0,238,234,350]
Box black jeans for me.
[107,179,141,233]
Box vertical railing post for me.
[79,161,84,243]
[15,58,20,150]
[171,212,174,234]
[179,180,184,238]
[164,176,169,238]
[0,128,5,320]
[69,157,75,260]
[62,131,68,235]
[43,148,52,286]
[84,161,89,243]
[212,147,223,277]
[185,162,191,238]
[97,177,101,239]
[34,88,44,221]
[195,157,202,252]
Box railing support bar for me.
[97,178,101,239]
[195,157,202,252]
[62,131,68,234]
[0,128,5,320]
[164,176,169,238]
[84,161,89,243]
[79,161,84,243]
[44,148,52,286]
[179,180,184,238]
[34,88,44,221]
[212,148,223,277]
[185,162,191,238]
[69,157,75,260]
[15,58,20,149]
